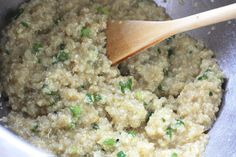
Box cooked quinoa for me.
[0,0,224,156]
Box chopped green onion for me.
[21,21,29,28]
[165,37,172,44]
[32,43,43,54]
[127,130,136,137]
[176,119,184,126]
[69,121,76,129]
[85,93,102,104]
[42,84,61,103]
[37,58,42,63]
[209,91,213,96]
[59,43,66,50]
[47,91,61,102]
[197,69,212,80]
[146,111,154,123]
[69,145,78,154]
[5,49,10,55]
[103,138,116,146]
[167,48,174,58]
[161,118,166,122]
[205,68,212,73]
[14,8,24,19]
[91,123,99,130]
[42,84,51,94]
[54,17,62,25]
[197,73,208,80]
[69,105,82,118]
[81,27,91,38]
[143,102,148,107]
[163,68,169,76]
[166,126,174,139]
[31,124,39,133]
[117,151,126,157]
[157,48,161,54]
[80,85,85,89]
[119,78,132,94]
[158,84,163,91]
[96,6,109,15]
[52,50,69,64]
[135,91,142,101]
[171,152,178,157]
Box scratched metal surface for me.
[0,0,236,157]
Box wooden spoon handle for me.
[106,3,236,65]
[171,3,236,34]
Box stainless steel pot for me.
[0,0,235,156]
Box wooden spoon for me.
[107,3,236,65]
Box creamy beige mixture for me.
[0,0,224,157]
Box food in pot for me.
[0,0,224,156]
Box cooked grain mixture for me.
[0,0,224,156]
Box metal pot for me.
[0,0,235,156]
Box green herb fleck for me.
[91,123,99,130]
[69,105,82,118]
[135,91,142,101]
[197,69,212,80]
[48,91,61,102]
[127,130,136,137]
[168,48,174,58]
[146,111,154,123]
[158,84,164,91]
[103,138,116,146]
[171,152,178,157]
[205,68,212,73]
[209,91,213,96]
[81,27,91,38]
[69,121,76,129]
[197,73,208,80]
[54,17,62,25]
[166,126,174,139]
[162,118,166,122]
[32,43,43,54]
[37,58,42,63]
[21,21,29,28]
[14,8,24,19]
[69,145,78,154]
[59,43,66,50]
[85,93,102,104]
[42,84,61,103]
[117,151,126,157]
[143,102,148,107]
[54,19,59,25]
[97,6,109,15]
[4,49,10,55]
[42,84,51,94]
[166,36,173,44]
[80,85,85,89]
[176,119,184,126]
[119,78,132,94]
[157,48,161,54]
[188,50,193,54]
[163,69,169,76]
[31,124,39,133]
[52,50,69,64]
